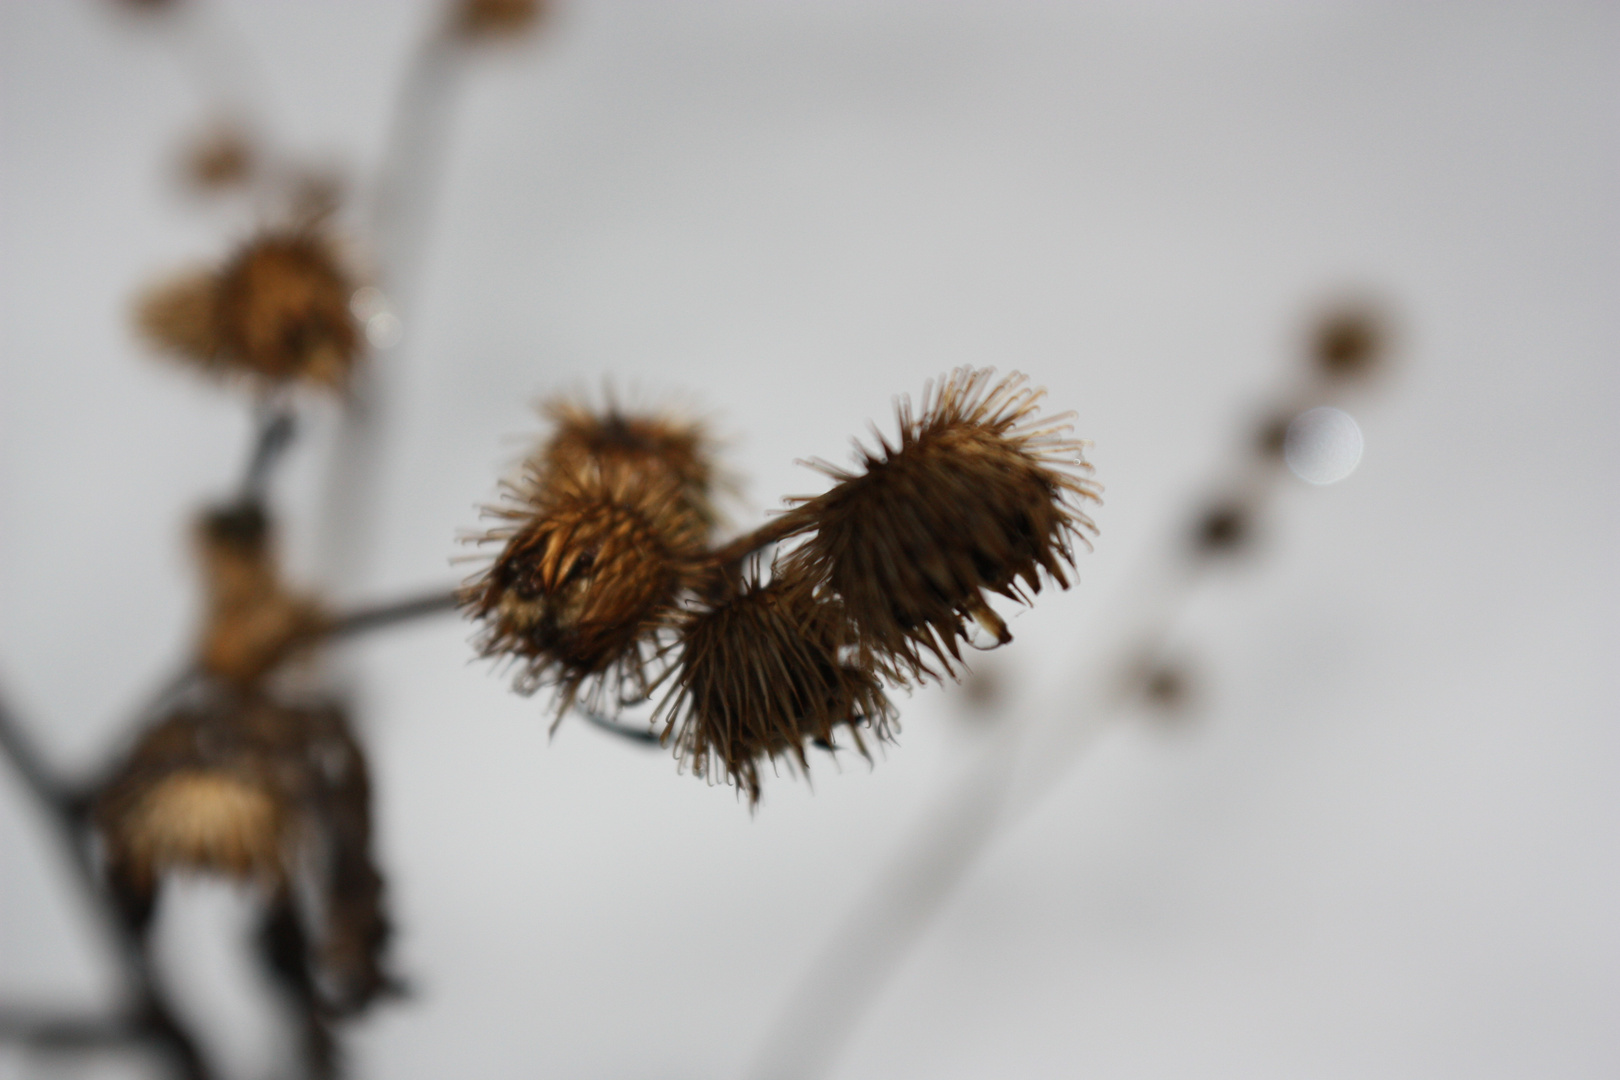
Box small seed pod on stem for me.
[194,502,326,686]
[657,568,894,805]
[783,368,1100,682]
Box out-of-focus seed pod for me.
[785,368,1099,682]
[463,458,709,715]
[658,570,892,805]
[451,0,546,41]
[95,694,396,1014]
[194,502,325,685]
[135,229,362,390]
[1192,498,1254,556]
[215,231,360,387]
[1312,303,1388,382]
[183,126,255,192]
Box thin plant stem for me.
[239,407,297,503]
[707,511,812,571]
[322,588,462,640]
[578,708,663,747]
[0,679,214,1079]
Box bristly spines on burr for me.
[657,568,895,805]
[462,448,713,718]
[783,368,1100,683]
[540,398,721,528]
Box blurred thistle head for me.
[463,455,709,717]
[95,698,301,896]
[135,227,362,391]
[182,125,255,192]
[1311,302,1389,382]
[194,501,325,685]
[95,695,393,1004]
[540,397,719,527]
[451,0,547,41]
[658,568,893,805]
[1192,497,1255,557]
[784,368,1099,682]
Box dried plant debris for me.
[182,126,256,191]
[658,569,894,804]
[195,502,325,685]
[95,693,395,1015]
[136,228,362,390]
[784,368,1100,682]
[463,437,712,717]
[1192,497,1254,556]
[452,0,547,40]
[1311,303,1389,382]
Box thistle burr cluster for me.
[464,368,1100,803]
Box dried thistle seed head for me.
[136,229,362,389]
[785,368,1099,682]
[95,693,391,966]
[540,398,718,526]
[215,230,360,387]
[452,0,546,40]
[463,459,709,714]
[658,572,893,805]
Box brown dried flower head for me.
[785,368,1099,681]
[464,456,709,715]
[136,228,361,390]
[658,570,894,804]
[95,694,394,1011]
[96,698,307,896]
[540,398,718,526]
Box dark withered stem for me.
[240,407,297,502]
[0,682,73,816]
[323,588,462,640]
[578,708,663,747]
[0,679,213,1079]
[704,510,813,572]
[0,1009,143,1049]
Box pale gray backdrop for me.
[2,2,1616,1078]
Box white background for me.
[2,2,1616,1078]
